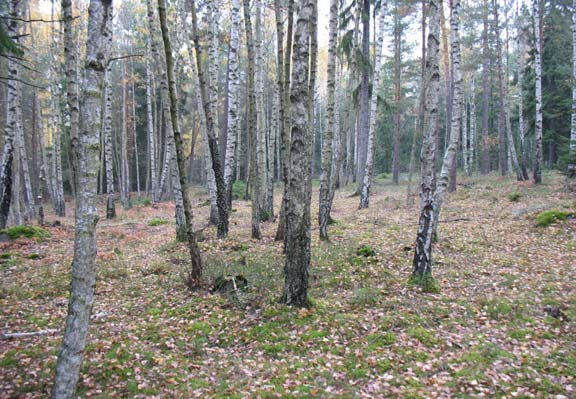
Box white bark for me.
[469,77,476,176]
[568,0,576,183]
[533,0,543,184]
[359,1,387,209]
[145,40,158,199]
[103,66,115,219]
[51,1,112,397]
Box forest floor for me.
[1,172,575,399]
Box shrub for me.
[536,210,571,227]
[0,226,50,240]
[148,218,169,227]
[232,181,247,200]
[356,244,376,258]
[507,192,522,202]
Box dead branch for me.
[0,76,45,90]
[1,329,58,340]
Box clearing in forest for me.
[1,172,575,398]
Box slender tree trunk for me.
[158,0,203,282]
[481,0,491,174]
[356,0,370,191]
[103,66,116,219]
[568,0,576,186]
[243,0,261,239]
[319,0,338,241]
[51,2,112,397]
[407,0,427,206]
[492,0,508,176]
[62,0,79,195]
[359,1,387,209]
[224,0,242,208]
[130,59,141,196]
[432,0,462,239]
[412,0,441,286]
[533,0,543,184]
[440,2,451,153]
[146,39,159,200]
[462,82,469,176]
[275,0,294,242]
[469,77,476,175]
[517,17,529,180]
[281,0,314,308]
[392,9,402,185]
[120,60,132,209]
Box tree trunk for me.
[568,0,576,186]
[319,0,338,241]
[359,1,387,209]
[469,77,476,176]
[412,0,441,287]
[158,0,203,283]
[103,66,116,219]
[492,0,508,176]
[224,0,242,208]
[243,0,261,239]
[517,16,529,180]
[281,0,314,308]
[51,2,112,397]
[120,60,132,209]
[130,59,141,196]
[392,9,402,185]
[432,0,462,239]
[481,0,491,175]
[356,0,370,191]
[533,0,543,184]
[145,38,159,201]
[462,82,469,176]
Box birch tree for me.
[359,1,387,209]
[411,0,441,290]
[469,77,476,176]
[432,0,462,239]
[51,1,112,397]
[533,0,543,184]
[120,60,131,209]
[481,0,491,175]
[281,0,314,307]
[103,66,115,219]
[157,0,203,282]
[224,0,242,206]
[145,36,158,200]
[0,0,22,229]
[517,11,529,180]
[318,0,338,241]
[569,0,576,187]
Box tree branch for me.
[0,16,80,23]
[1,329,58,339]
[0,76,46,90]
[108,53,144,66]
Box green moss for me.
[507,192,522,202]
[148,218,169,226]
[408,273,440,294]
[356,244,376,257]
[0,226,50,240]
[407,327,438,347]
[536,210,572,227]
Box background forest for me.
[0,0,575,398]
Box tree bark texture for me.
[533,0,543,184]
[103,66,116,219]
[569,0,576,185]
[359,1,387,209]
[281,0,314,307]
[51,1,112,397]
[481,0,491,175]
[412,0,441,281]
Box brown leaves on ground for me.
[1,172,575,398]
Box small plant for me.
[507,192,522,202]
[536,210,571,227]
[232,181,247,200]
[356,244,376,257]
[350,287,381,306]
[0,226,50,240]
[134,197,152,206]
[148,218,169,227]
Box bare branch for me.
[1,329,58,339]
[0,76,46,90]
[108,53,144,66]
[0,16,80,23]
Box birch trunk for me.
[103,66,115,219]
[158,0,203,283]
[412,0,441,286]
[481,0,491,174]
[359,2,387,209]
[462,83,469,176]
[243,0,261,239]
[281,0,314,307]
[130,59,141,196]
[493,0,508,176]
[224,0,242,207]
[0,1,20,229]
[16,79,34,220]
[51,2,112,397]
[356,0,370,190]
[392,9,402,185]
[469,77,476,175]
[432,0,462,239]
[533,0,543,184]
[517,17,529,180]
[62,0,79,194]
[319,0,338,241]
[569,0,576,186]
[145,39,158,200]
[120,60,131,209]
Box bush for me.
[134,197,152,206]
[0,226,50,240]
[356,244,376,258]
[536,210,571,227]
[148,218,169,227]
[232,181,247,200]
[507,192,522,202]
